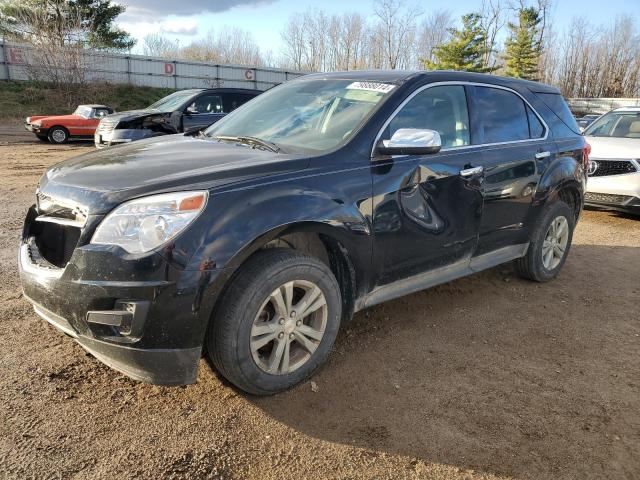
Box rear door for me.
[221,92,259,113]
[468,85,556,256]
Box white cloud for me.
[118,0,277,20]
[160,19,199,35]
[117,16,200,41]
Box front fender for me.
[192,186,371,271]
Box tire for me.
[207,248,342,395]
[48,126,69,144]
[516,201,575,282]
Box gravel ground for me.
[0,139,639,480]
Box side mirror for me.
[376,128,442,156]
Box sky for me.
[115,0,639,56]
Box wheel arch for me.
[213,221,362,325]
[533,154,585,223]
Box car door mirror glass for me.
[377,128,442,156]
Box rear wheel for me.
[48,126,69,144]
[207,248,342,395]
[516,201,574,282]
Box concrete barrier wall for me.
[0,41,304,90]
[568,97,640,114]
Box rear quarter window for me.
[536,93,581,134]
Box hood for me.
[585,136,640,159]
[39,135,309,214]
[105,109,161,123]
[30,114,82,124]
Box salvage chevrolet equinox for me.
[20,71,588,395]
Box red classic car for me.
[25,105,114,144]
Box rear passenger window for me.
[476,87,530,143]
[388,85,470,148]
[527,105,545,138]
[223,93,257,113]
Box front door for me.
[182,93,226,131]
[370,84,484,290]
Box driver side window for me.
[188,94,223,114]
[388,85,470,149]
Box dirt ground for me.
[0,136,639,480]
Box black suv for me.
[94,88,260,148]
[20,71,587,395]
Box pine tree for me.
[0,0,135,51]
[503,7,542,80]
[422,13,494,73]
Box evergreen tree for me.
[0,0,135,51]
[503,7,542,80]
[422,13,494,73]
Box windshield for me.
[73,106,92,118]
[204,79,395,153]
[584,111,640,138]
[147,90,198,113]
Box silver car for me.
[583,107,640,214]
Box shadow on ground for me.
[251,244,640,480]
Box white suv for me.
[583,107,640,214]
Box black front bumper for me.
[28,300,201,385]
[19,206,227,386]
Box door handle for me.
[535,151,551,159]
[459,166,484,177]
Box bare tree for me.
[142,33,179,58]
[417,10,454,65]
[280,10,373,71]
[280,13,306,70]
[3,3,93,88]
[277,0,640,99]
[373,0,420,69]
[544,15,640,97]
[479,0,506,70]
[177,27,266,66]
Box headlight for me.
[91,191,208,253]
[32,121,41,126]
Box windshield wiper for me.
[213,135,282,153]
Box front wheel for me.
[48,126,69,144]
[516,201,575,282]
[207,248,342,395]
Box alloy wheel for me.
[51,129,67,143]
[250,279,327,375]
[542,215,569,270]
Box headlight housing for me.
[91,191,208,253]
